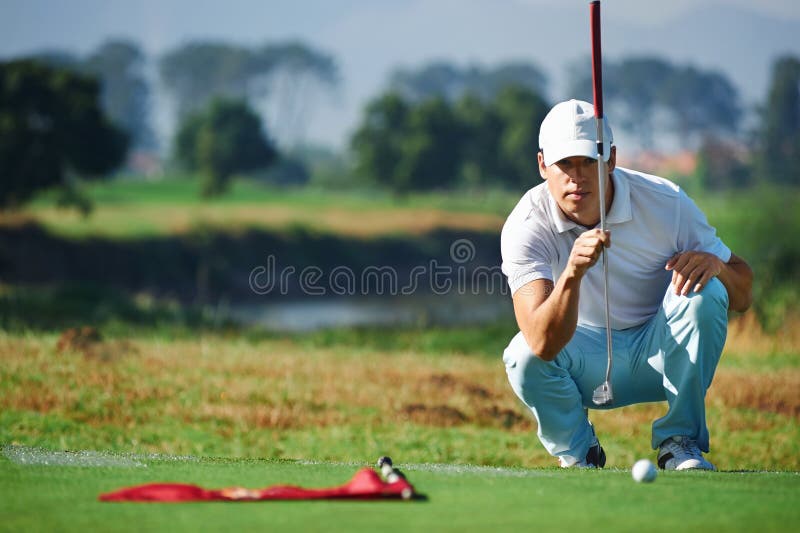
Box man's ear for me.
[608,146,617,172]
[537,151,547,180]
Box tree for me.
[390,62,463,102]
[160,42,252,119]
[0,60,128,208]
[566,56,740,150]
[174,98,277,197]
[659,66,740,147]
[390,61,548,103]
[352,93,464,194]
[613,58,671,149]
[29,42,154,151]
[352,85,549,193]
[758,56,800,185]
[494,86,550,189]
[693,136,752,190]
[25,49,82,70]
[400,98,464,191]
[351,93,412,193]
[252,42,338,146]
[160,40,338,146]
[454,94,503,186]
[259,156,310,187]
[85,40,155,150]
[452,86,549,189]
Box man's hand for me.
[566,229,611,279]
[665,251,723,296]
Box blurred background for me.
[1,0,799,335]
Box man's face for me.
[538,147,616,227]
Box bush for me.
[257,156,310,187]
[697,186,800,330]
[0,60,128,208]
[173,97,277,197]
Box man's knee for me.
[692,277,728,321]
[503,332,550,372]
[503,333,548,408]
[502,332,556,401]
[671,277,728,324]
[662,277,728,368]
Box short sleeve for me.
[676,191,732,263]
[501,217,554,294]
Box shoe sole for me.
[662,458,716,471]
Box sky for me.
[3,0,800,150]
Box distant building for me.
[617,150,697,178]
[126,151,163,178]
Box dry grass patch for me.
[725,311,800,357]
[401,404,469,426]
[0,334,524,434]
[1,326,797,467]
[1,332,796,434]
[709,370,800,417]
[23,204,504,239]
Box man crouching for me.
[500,100,753,469]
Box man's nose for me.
[570,162,590,182]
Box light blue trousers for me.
[503,278,729,466]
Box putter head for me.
[592,381,613,406]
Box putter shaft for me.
[593,124,613,407]
[591,1,613,406]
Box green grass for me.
[30,176,520,214]
[13,177,511,240]
[27,174,798,228]
[2,448,798,532]
[19,176,800,245]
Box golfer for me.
[500,99,753,470]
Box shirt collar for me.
[547,170,632,234]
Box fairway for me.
[2,446,798,532]
[11,178,512,239]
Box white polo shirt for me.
[500,167,731,329]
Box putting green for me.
[1,446,798,532]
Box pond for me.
[228,292,514,332]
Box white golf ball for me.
[631,459,657,483]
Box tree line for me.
[1,44,799,208]
[22,39,338,151]
[566,56,740,150]
[353,55,800,192]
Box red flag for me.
[99,468,421,502]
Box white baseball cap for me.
[538,99,614,166]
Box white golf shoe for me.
[657,436,716,471]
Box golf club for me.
[590,0,614,407]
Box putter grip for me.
[590,0,603,118]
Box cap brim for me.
[542,139,611,167]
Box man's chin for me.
[561,199,587,213]
[558,204,597,226]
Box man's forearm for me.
[518,273,582,361]
[513,228,609,362]
[717,255,753,312]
